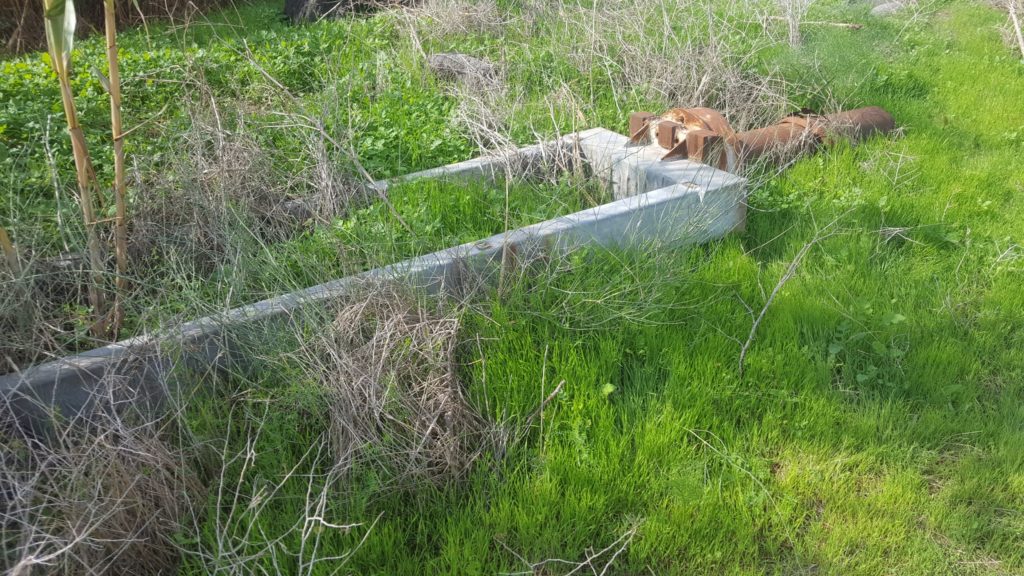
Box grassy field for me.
[3,0,1024,574]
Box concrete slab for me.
[0,128,747,431]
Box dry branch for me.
[765,15,862,30]
[738,215,846,378]
[1,385,205,575]
[498,523,641,576]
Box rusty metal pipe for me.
[818,106,896,142]
[734,106,895,166]
[733,121,818,165]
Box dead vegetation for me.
[308,282,494,487]
[406,0,797,164]
[0,76,364,374]
[130,119,281,273]
[1,253,91,373]
[1,0,237,53]
[552,0,792,132]
[999,0,1024,59]
[0,370,376,574]
[449,76,520,154]
[0,276,511,573]
[777,0,817,46]
[130,65,373,268]
[405,0,506,40]
[0,386,206,575]
[285,0,424,22]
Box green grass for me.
[185,3,1024,574]
[4,0,1024,573]
[121,175,597,334]
[329,175,607,269]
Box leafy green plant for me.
[827,305,910,393]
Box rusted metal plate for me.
[656,120,685,150]
[685,130,727,169]
[628,111,657,143]
[660,139,688,160]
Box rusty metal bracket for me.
[656,120,686,150]
[661,139,689,160]
[628,111,658,143]
[684,130,727,169]
[648,108,738,168]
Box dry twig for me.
[1009,0,1024,59]
[738,214,847,377]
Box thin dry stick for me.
[1009,0,1024,60]
[105,0,129,337]
[525,380,565,428]
[738,219,844,378]
[498,524,639,576]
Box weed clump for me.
[407,0,506,40]
[1,254,91,373]
[130,103,360,274]
[311,283,492,487]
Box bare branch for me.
[738,214,848,378]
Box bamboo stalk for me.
[45,0,109,338]
[105,0,128,337]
